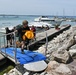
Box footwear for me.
[21,51,25,54]
[21,49,25,54]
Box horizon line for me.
[0,14,75,17]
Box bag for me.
[23,30,34,40]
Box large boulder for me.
[55,64,72,75]
[64,36,75,49]
[52,49,72,64]
[46,61,72,75]
[46,61,59,72]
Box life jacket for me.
[23,30,34,40]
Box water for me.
[0,15,76,37]
[0,15,38,32]
[0,15,76,32]
[61,21,76,26]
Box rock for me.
[46,61,72,75]
[52,49,71,64]
[55,64,72,75]
[3,73,8,75]
[8,68,22,75]
[37,46,46,55]
[74,35,76,41]
[46,61,60,72]
[65,36,75,49]
[69,44,76,49]
[23,72,29,75]
[69,49,76,57]
[68,60,76,73]
[0,54,5,60]
[40,72,47,75]
[33,73,40,75]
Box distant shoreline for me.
[0,14,76,17]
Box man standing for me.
[17,20,30,53]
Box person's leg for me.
[6,40,8,47]
[21,41,25,53]
[25,39,30,50]
[6,37,9,47]
[10,39,12,46]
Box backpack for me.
[15,25,22,37]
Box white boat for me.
[34,16,54,22]
[29,21,54,28]
[29,16,55,28]
[29,16,62,28]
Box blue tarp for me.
[1,47,46,64]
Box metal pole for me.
[0,37,1,53]
[13,32,17,64]
[4,35,6,55]
[45,31,48,55]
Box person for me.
[11,27,16,44]
[30,25,36,40]
[45,25,49,30]
[5,27,12,47]
[17,20,30,53]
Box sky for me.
[0,0,76,16]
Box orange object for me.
[23,30,34,40]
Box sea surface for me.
[0,15,76,32]
[0,15,37,32]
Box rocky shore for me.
[4,26,76,75]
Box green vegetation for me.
[0,59,15,75]
[0,65,14,75]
